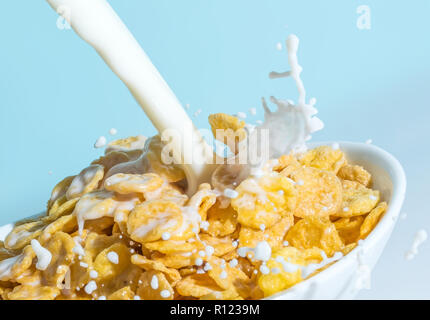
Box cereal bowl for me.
[267,141,406,300]
[0,141,406,300]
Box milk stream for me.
[46,0,214,195]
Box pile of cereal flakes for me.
[0,114,387,300]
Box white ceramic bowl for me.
[0,141,406,300]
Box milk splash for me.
[210,35,324,191]
[405,229,428,261]
[251,34,324,159]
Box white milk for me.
[46,0,214,194]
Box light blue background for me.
[1,0,429,299]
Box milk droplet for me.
[84,280,97,294]
[160,290,171,298]
[107,251,119,264]
[31,239,52,271]
[94,136,107,148]
[151,275,159,290]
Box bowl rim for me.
[266,141,407,299]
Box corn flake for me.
[286,216,344,256]
[335,180,379,217]
[206,203,238,237]
[4,220,46,250]
[127,200,183,243]
[105,173,164,196]
[288,167,342,218]
[7,285,60,300]
[66,165,104,200]
[338,164,372,187]
[360,202,388,239]
[136,270,174,300]
[176,273,222,298]
[299,146,346,174]
[231,173,296,229]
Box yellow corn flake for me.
[12,213,46,228]
[338,164,372,187]
[84,233,123,261]
[15,269,42,287]
[107,286,135,300]
[105,135,147,154]
[360,202,388,239]
[144,183,188,206]
[342,243,358,255]
[289,167,342,218]
[144,135,186,183]
[273,154,300,173]
[186,184,217,221]
[92,151,131,174]
[144,240,195,255]
[286,216,344,256]
[131,254,181,284]
[209,113,246,136]
[99,263,142,298]
[0,242,18,261]
[72,190,131,232]
[41,232,75,287]
[211,164,248,192]
[222,249,239,264]
[69,257,92,292]
[239,214,294,251]
[40,215,77,243]
[176,273,223,298]
[47,176,75,210]
[206,203,238,237]
[208,113,246,155]
[46,198,80,222]
[231,173,296,229]
[299,146,346,174]
[0,285,12,300]
[136,270,174,300]
[7,285,60,300]
[198,234,236,257]
[335,180,380,217]
[0,245,36,282]
[200,287,241,300]
[47,195,68,217]
[104,173,164,196]
[257,247,311,297]
[334,216,364,244]
[127,200,183,243]
[93,242,131,282]
[153,254,195,269]
[66,165,105,200]
[4,220,46,250]
[179,267,197,277]
[206,256,251,298]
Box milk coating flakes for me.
[0,122,387,300]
